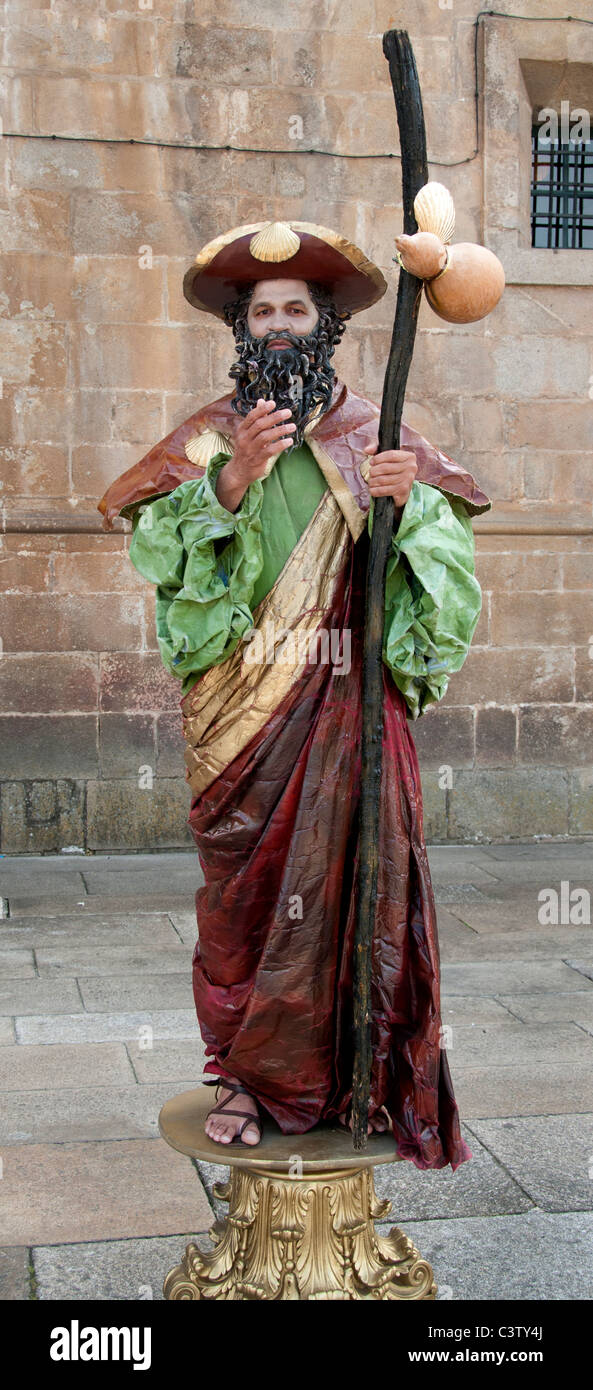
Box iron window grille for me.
[531,123,593,248]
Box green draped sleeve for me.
[128,454,264,687]
[377,481,482,719]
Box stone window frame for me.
[481,15,593,285]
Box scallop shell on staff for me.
[413,182,456,245]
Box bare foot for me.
[205,1077,261,1146]
[339,1106,391,1136]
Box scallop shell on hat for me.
[249,222,301,263]
[413,182,456,245]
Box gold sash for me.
[181,488,350,796]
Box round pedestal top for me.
[159,1086,402,1172]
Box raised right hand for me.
[229,398,296,485]
[215,398,296,512]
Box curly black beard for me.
[223,282,349,447]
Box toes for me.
[206,1089,260,1146]
[206,1117,230,1144]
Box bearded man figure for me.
[99,220,490,1166]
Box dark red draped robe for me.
[98,381,489,1172]
[188,532,471,1171]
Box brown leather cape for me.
[98,380,491,529]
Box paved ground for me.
[0,842,592,1301]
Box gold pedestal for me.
[160,1087,436,1301]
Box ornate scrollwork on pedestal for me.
[163,1164,436,1301]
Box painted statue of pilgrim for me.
[99,219,490,1168]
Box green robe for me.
[129,442,482,718]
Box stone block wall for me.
[0,0,592,848]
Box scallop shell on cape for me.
[184,428,232,468]
[249,222,301,263]
[413,182,456,245]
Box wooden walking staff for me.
[351,32,504,1151]
[351,29,428,1151]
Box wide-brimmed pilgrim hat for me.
[183,220,388,320]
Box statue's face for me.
[229,276,343,444]
[246,279,320,344]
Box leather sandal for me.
[205,1078,262,1146]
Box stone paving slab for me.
[82,871,202,897]
[15,1009,199,1047]
[6,894,194,919]
[434,884,491,905]
[36,944,192,978]
[427,846,499,868]
[0,1017,15,1043]
[378,1210,593,1300]
[33,1235,203,1301]
[442,880,565,906]
[451,1064,593,1118]
[446,1022,593,1069]
[0,861,85,880]
[83,854,196,872]
[438,928,593,962]
[0,1082,196,1146]
[497,992,593,1029]
[0,978,84,1017]
[0,1139,214,1245]
[441,960,593,995]
[0,1042,135,1092]
[166,912,199,946]
[0,871,87,897]
[480,841,592,862]
[27,1211,593,1301]
[4,896,98,919]
[430,863,500,886]
[434,909,481,952]
[372,1134,532,1221]
[78,973,194,1012]
[127,1037,206,1083]
[461,859,593,886]
[0,853,195,879]
[0,915,180,950]
[0,1246,30,1300]
[0,949,35,979]
[441,996,517,1027]
[469,1115,593,1212]
[567,958,593,981]
[448,909,590,936]
[445,907,542,935]
[81,850,196,870]
[445,899,593,934]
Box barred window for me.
[531,124,593,249]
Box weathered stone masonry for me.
[0,1,591,848]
